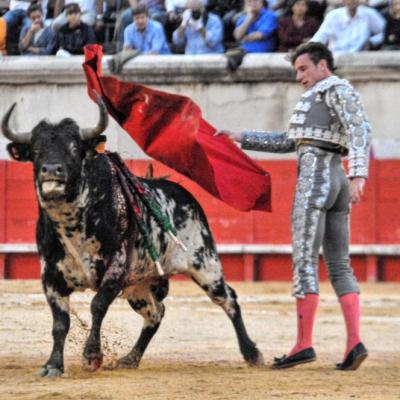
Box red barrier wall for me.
[1,159,399,281]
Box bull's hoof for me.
[39,365,64,378]
[82,352,104,372]
[245,349,265,367]
[116,350,141,369]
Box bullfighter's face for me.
[293,53,331,90]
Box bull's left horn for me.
[80,91,109,140]
[1,103,32,143]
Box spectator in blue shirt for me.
[114,0,169,52]
[19,4,55,55]
[234,0,278,52]
[172,0,224,54]
[123,5,171,53]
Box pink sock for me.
[289,294,319,356]
[339,292,361,357]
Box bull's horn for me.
[1,103,32,143]
[80,91,109,140]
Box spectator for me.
[0,17,6,55]
[114,0,168,52]
[19,3,55,54]
[165,0,190,40]
[52,0,102,30]
[234,0,278,52]
[206,0,243,44]
[3,0,31,33]
[277,0,320,51]
[306,0,326,23]
[172,0,224,54]
[311,0,386,52]
[383,0,400,49]
[123,5,170,53]
[3,0,48,53]
[164,0,206,42]
[50,3,97,55]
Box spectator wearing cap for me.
[123,5,171,53]
[172,0,224,54]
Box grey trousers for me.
[292,145,359,299]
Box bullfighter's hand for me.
[349,177,366,204]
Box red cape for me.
[83,45,271,212]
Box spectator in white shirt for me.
[311,0,386,52]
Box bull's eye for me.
[71,146,78,156]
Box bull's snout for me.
[39,163,67,199]
[40,163,65,179]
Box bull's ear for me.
[83,135,107,157]
[6,143,32,162]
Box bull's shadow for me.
[2,94,264,377]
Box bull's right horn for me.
[2,103,32,144]
[80,91,109,140]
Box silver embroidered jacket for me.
[241,76,371,178]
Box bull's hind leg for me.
[117,278,169,368]
[191,269,264,366]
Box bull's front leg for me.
[83,250,127,371]
[40,285,70,377]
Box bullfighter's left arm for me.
[328,85,371,178]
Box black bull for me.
[2,97,264,377]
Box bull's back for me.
[140,178,211,232]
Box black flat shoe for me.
[272,347,316,369]
[336,342,368,371]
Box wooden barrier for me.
[1,159,399,281]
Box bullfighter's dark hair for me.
[65,2,81,14]
[132,5,149,16]
[290,42,336,72]
[27,3,43,16]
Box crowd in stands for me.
[0,0,399,57]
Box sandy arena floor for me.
[0,280,399,400]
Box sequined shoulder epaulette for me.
[306,75,350,96]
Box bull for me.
[2,96,264,377]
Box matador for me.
[219,42,370,371]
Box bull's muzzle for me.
[40,163,67,199]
